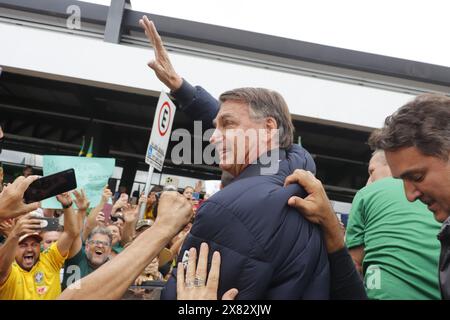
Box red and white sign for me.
[145,91,176,171]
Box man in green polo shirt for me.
[62,227,112,289]
[346,150,441,299]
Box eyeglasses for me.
[88,240,110,247]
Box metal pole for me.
[138,165,154,220]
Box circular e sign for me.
[158,102,172,136]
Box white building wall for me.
[0,22,417,130]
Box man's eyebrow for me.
[219,114,236,121]
[213,114,236,126]
[399,168,422,179]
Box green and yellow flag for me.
[86,137,94,158]
[78,136,86,156]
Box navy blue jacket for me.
[163,79,366,299]
[162,145,330,299]
[161,80,330,299]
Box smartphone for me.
[102,203,113,224]
[23,168,77,204]
[192,192,200,200]
[37,217,60,232]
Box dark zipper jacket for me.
[438,217,450,299]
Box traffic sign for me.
[145,91,176,171]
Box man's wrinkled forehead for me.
[91,233,109,242]
[213,100,250,127]
[212,112,239,128]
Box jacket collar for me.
[231,148,287,183]
[438,216,450,242]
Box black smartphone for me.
[38,217,60,232]
[23,168,77,203]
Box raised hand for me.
[139,15,183,91]
[56,192,73,208]
[73,189,90,211]
[194,180,203,193]
[96,212,106,227]
[154,191,193,236]
[9,213,42,240]
[101,185,112,205]
[137,193,147,207]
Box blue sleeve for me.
[170,79,219,130]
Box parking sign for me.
[145,91,176,171]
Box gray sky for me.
[82,0,450,67]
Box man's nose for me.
[209,128,223,145]
[403,180,422,202]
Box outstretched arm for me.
[83,186,111,242]
[0,214,41,285]
[139,15,219,128]
[58,191,193,300]
[67,189,90,259]
[55,193,79,257]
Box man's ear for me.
[265,117,277,130]
[264,117,280,148]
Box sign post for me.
[139,91,176,220]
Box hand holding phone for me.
[102,203,113,224]
[23,169,77,204]
[10,213,42,239]
[37,217,60,232]
[96,211,107,227]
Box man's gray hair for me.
[219,87,294,149]
[87,226,113,246]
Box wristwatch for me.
[62,202,73,209]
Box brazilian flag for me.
[78,136,86,156]
[86,137,94,158]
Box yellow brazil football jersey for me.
[0,242,67,300]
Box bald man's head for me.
[367,150,392,185]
